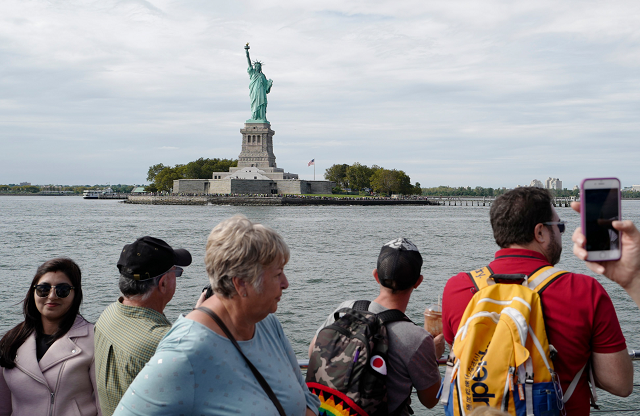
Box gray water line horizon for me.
[1,196,639,415]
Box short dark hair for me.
[1,258,83,368]
[490,187,554,248]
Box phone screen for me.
[584,188,620,252]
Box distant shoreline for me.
[124,195,439,206]
[2,194,640,203]
[0,193,80,196]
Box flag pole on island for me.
[308,159,315,180]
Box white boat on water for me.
[83,187,115,199]
[83,190,101,199]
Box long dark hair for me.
[0,258,83,368]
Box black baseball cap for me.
[117,236,192,281]
[377,238,423,291]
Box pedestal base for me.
[238,122,276,169]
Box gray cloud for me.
[1,0,639,188]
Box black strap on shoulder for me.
[490,274,527,284]
[355,300,412,324]
[378,309,412,325]
[333,300,371,321]
[352,300,371,311]
[195,307,286,416]
[347,300,412,325]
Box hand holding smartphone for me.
[580,178,622,261]
[202,284,214,299]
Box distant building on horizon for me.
[527,178,563,190]
[545,177,562,190]
[530,179,544,188]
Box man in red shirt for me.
[442,187,633,415]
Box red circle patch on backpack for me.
[370,355,387,375]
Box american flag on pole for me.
[308,159,315,166]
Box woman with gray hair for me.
[113,215,320,416]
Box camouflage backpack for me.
[306,300,412,416]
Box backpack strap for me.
[352,300,371,311]
[467,266,495,291]
[525,266,568,293]
[377,309,412,325]
[350,300,411,325]
[439,353,457,406]
[563,363,584,404]
[469,265,567,293]
[562,362,599,409]
[588,364,599,409]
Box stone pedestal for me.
[237,122,276,169]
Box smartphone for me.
[580,178,622,261]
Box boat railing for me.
[298,350,640,369]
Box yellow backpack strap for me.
[466,266,495,291]
[526,265,568,293]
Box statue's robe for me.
[248,66,272,121]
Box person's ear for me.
[534,223,546,244]
[232,276,246,297]
[373,269,380,284]
[414,275,424,289]
[157,275,167,294]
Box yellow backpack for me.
[440,266,576,416]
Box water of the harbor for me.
[1,196,639,415]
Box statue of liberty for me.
[245,43,273,123]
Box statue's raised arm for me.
[245,43,252,69]
[244,44,272,123]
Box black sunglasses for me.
[543,221,566,234]
[34,283,75,298]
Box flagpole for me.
[314,162,316,180]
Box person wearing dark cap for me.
[94,236,193,416]
[308,238,444,415]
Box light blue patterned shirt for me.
[113,314,320,416]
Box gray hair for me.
[205,214,290,299]
[118,275,160,301]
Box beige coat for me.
[0,315,101,416]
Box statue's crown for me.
[253,60,263,66]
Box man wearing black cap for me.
[94,236,192,416]
[308,238,444,415]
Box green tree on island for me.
[324,164,350,189]
[370,169,416,195]
[346,163,377,191]
[324,162,420,195]
[146,158,238,192]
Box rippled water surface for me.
[2,196,639,415]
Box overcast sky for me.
[1,0,639,188]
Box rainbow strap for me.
[307,382,368,416]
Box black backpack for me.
[306,300,412,416]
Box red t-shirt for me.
[442,249,627,416]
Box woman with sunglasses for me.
[0,258,101,416]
